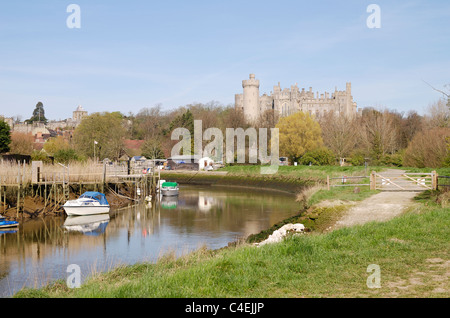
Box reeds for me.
[0,159,129,185]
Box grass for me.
[221,164,381,179]
[14,189,449,298]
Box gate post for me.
[432,171,438,190]
[370,171,376,190]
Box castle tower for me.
[73,105,88,122]
[242,74,260,123]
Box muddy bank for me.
[0,182,135,221]
[160,171,316,195]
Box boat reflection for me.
[62,214,110,236]
[0,229,18,235]
[160,195,178,210]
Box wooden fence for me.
[437,176,450,190]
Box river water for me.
[0,184,299,297]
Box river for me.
[0,184,299,297]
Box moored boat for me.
[161,182,179,196]
[0,215,19,229]
[63,191,110,216]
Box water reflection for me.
[63,215,110,236]
[0,185,299,297]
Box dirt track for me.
[334,191,418,229]
[334,169,421,229]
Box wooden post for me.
[432,171,438,191]
[327,175,330,191]
[370,171,376,190]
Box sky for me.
[0,0,449,121]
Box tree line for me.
[1,97,449,168]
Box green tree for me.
[43,136,71,155]
[72,112,127,160]
[275,112,324,163]
[54,148,79,163]
[27,102,48,124]
[0,119,11,153]
[141,139,164,159]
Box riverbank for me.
[14,189,449,298]
[12,166,450,297]
[0,182,135,221]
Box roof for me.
[123,139,145,150]
[80,192,109,205]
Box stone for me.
[256,223,305,246]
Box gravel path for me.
[334,169,420,229]
[334,191,418,229]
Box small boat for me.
[63,191,110,216]
[161,182,179,196]
[0,215,19,229]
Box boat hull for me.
[63,205,110,216]
[0,222,19,229]
[161,188,179,196]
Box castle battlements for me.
[235,74,357,123]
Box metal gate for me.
[371,172,437,191]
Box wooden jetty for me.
[0,160,161,219]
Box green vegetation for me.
[15,192,449,298]
[26,101,48,124]
[221,164,381,179]
[0,119,11,153]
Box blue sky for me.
[0,0,449,120]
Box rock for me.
[256,223,305,246]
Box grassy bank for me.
[160,165,383,195]
[14,187,449,298]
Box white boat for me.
[161,182,179,196]
[63,191,110,216]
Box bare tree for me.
[426,98,450,128]
[357,108,399,160]
[318,111,358,159]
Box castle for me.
[235,74,358,123]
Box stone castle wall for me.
[235,74,358,123]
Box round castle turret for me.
[242,74,260,123]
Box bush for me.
[403,127,450,168]
[299,148,336,166]
[31,150,52,163]
[54,149,79,163]
[379,152,403,167]
[349,150,366,166]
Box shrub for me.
[299,148,336,166]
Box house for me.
[167,155,200,171]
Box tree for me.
[275,112,324,163]
[0,119,11,153]
[319,112,357,159]
[27,102,48,124]
[43,136,71,155]
[427,98,450,128]
[403,127,450,168]
[72,112,127,160]
[357,108,399,161]
[141,139,164,159]
[9,132,34,155]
